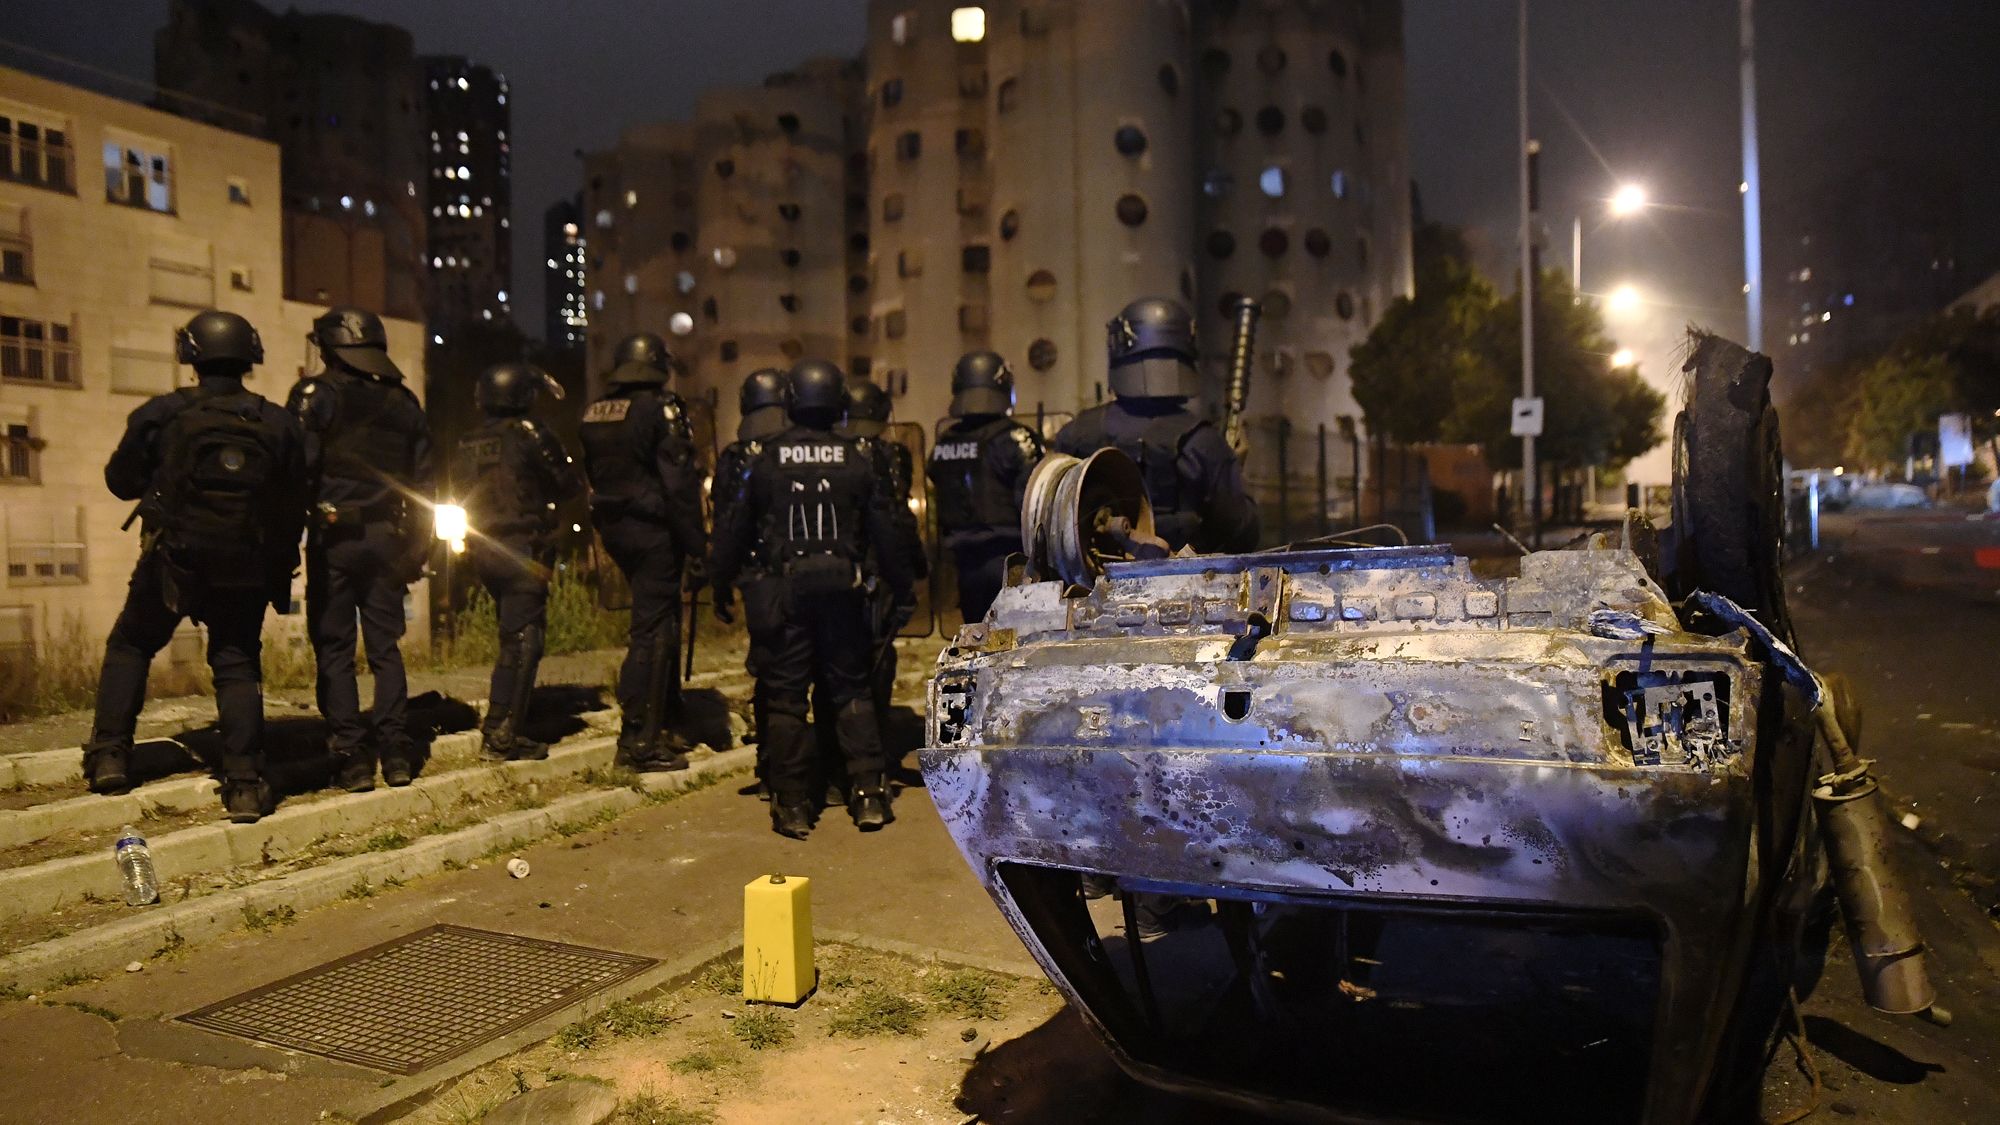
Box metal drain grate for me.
[178,924,655,1074]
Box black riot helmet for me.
[738,368,790,442]
[841,379,892,438]
[607,332,674,386]
[1106,296,1200,400]
[949,350,1015,419]
[176,309,264,373]
[787,359,846,428]
[311,305,402,381]
[476,361,564,417]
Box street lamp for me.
[1610,347,1635,368]
[1605,283,1643,316]
[1574,181,1649,299]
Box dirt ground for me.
[406,943,1067,1125]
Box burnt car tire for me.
[1666,337,1794,645]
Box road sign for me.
[1511,396,1545,438]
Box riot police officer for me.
[456,362,583,760]
[837,375,927,706]
[715,369,790,795]
[927,351,1042,623]
[84,311,307,823]
[1052,297,1259,553]
[709,362,917,838]
[579,334,708,772]
[289,307,433,792]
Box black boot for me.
[332,746,376,793]
[220,777,273,824]
[772,799,815,840]
[84,743,132,796]
[849,781,893,831]
[379,749,415,788]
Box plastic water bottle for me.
[115,825,158,907]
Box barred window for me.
[0,111,76,193]
[0,315,77,386]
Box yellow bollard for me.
[742,874,815,1004]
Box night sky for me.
[12,0,1999,435]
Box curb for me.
[0,732,630,924]
[0,732,491,852]
[0,747,754,993]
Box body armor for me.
[930,415,1041,545]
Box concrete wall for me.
[0,63,424,661]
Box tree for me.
[1846,353,1957,465]
[1349,223,1504,444]
[1842,305,2000,468]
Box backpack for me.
[147,388,285,611]
[153,388,280,553]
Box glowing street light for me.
[434,503,469,554]
[1608,182,1649,217]
[1605,283,1643,316]
[1610,347,1636,368]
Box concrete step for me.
[0,747,753,992]
[0,731,496,853]
[0,728,637,925]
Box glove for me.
[712,585,736,625]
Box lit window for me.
[712,246,738,269]
[497,289,508,302]
[1331,170,1349,199]
[547,257,557,269]
[433,256,444,268]
[457,77,469,90]
[624,274,638,294]
[951,7,985,42]
[625,189,638,207]
[595,209,613,229]
[676,270,696,294]
[891,12,911,45]
[1259,166,1286,198]
[669,311,694,336]
[563,222,579,237]
[339,194,353,210]
[363,199,375,217]
[591,290,605,311]
[458,165,470,179]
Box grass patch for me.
[344,876,376,901]
[827,985,926,1038]
[923,968,1011,1021]
[609,1091,713,1125]
[57,999,121,1023]
[730,1009,793,1050]
[555,807,621,838]
[47,970,99,991]
[240,904,297,933]
[580,765,645,791]
[0,982,27,1002]
[364,829,411,852]
[552,997,684,1052]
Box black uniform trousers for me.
[598,518,684,747]
[471,534,551,730]
[89,552,268,780]
[306,521,411,761]
[745,577,886,804]
[949,536,1017,624]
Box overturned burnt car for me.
[921,335,1938,1124]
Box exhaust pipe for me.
[1811,683,1948,1022]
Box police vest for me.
[320,372,420,498]
[579,387,688,520]
[929,417,1028,538]
[758,433,867,565]
[456,418,555,537]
